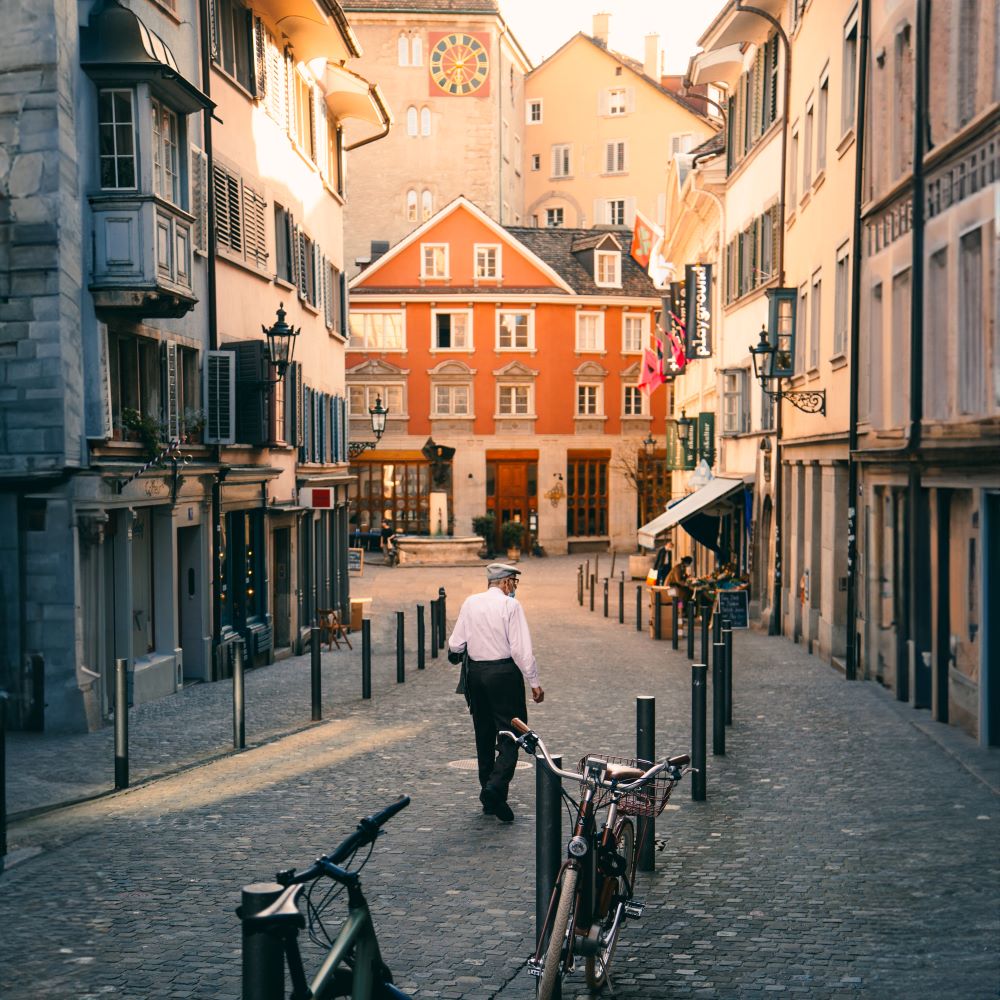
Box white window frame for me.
[98,88,137,191]
[833,244,850,357]
[809,270,822,370]
[527,99,543,123]
[816,70,829,174]
[421,190,433,221]
[842,8,859,137]
[595,251,621,289]
[420,243,449,279]
[406,189,417,221]
[496,309,535,351]
[347,311,406,352]
[721,368,750,435]
[575,311,605,352]
[802,97,814,196]
[622,312,648,354]
[474,243,501,280]
[411,36,422,66]
[151,97,180,205]
[575,383,603,416]
[432,383,471,417]
[397,34,409,66]
[546,207,564,227]
[604,140,627,174]
[608,88,627,115]
[496,383,533,416]
[431,308,473,352]
[349,383,406,418]
[406,106,418,136]
[603,199,627,227]
[420,107,431,136]
[530,153,541,172]
[551,144,571,178]
[623,384,647,416]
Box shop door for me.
[273,527,291,649]
[495,463,528,550]
[177,525,207,680]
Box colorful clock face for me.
[429,33,490,96]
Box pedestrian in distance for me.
[380,515,395,556]
[447,563,544,823]
[665,554,694,604]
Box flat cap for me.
[487,562,522,581]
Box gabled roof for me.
[570,232,621,254]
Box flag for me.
[647,230,674,289]
[630,211,657,269]
[637,348,665,396]
[667,322,687,368]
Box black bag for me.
[454,652,472,712]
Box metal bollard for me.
[430,599,439,659]
[671,599,680,650]
[635,585,642,632]
[536,750,563,997]
[417,604,426,670]
[396,611,405,683]
[654,589,662,640]
[700,603,711,667]
[578,565,584,606]
[0,692,7,867]
[240,882,285,1000]
[589,574,595,612]
[687,601,696,659]
[603,578,609,618]
[618,578,625,624]
[114,657,129,788]
[713,606,722,643]
[585,558,590,590]
[438,587,447,644]
[361,619,372,699]
[636,696,656,873]
[233,642,246,750]
[712,638,726,756]
[724,621,733,726]
[310,626,322,722]
[691,664,707,801]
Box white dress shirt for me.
[448,586,540,689]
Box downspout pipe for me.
[845,0,871,682]
[735,2,791,636]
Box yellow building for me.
[524,13,715,231]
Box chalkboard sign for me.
[716,589,749,629]
[348,548,364,575]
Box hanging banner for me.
[697,411,715,467]
[661,284,687,378]
[684,263,713,359]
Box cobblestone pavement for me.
[2,557,998,999]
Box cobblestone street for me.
[2,556,998,999]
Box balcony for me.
[89,193,198,318]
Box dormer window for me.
[595,251,621,288]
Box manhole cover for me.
[448,758,531,771]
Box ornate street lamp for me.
[642,432,656,455]
[676,408,694,450]
[261,303,300,382]
[349,394,389,459]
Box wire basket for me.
[577,754,678,818]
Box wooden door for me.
[496,462,528,550]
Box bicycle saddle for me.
[603,763,645,782]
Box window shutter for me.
[593,199,603,226]
[296,226,308,300]
[625,197,636,227]
[605,142,614,173]
[208,0,220,61]
[212,164,242,254]
[301,385,312,462]
[243,183,268,270]
[339,396,348,461]
[204,350,236,444]
[339,270,348,335]
[234,340,269,445]
[312,87,325,167]
[99,322,113,439]
[626,88,636,113]
[190,146,209,254]
[163,341,181,440]
[253,17,267,101]
[323,257,333,328]
[266,34,286,127]
[330,395,339,463]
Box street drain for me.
[448,758,530,771]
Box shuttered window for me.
[204,350,236,444]
[190,145,209,254]
[163,341,181,440]
[213,160,268,271]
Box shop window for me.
[566,456,609,536]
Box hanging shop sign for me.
[697,412,715,467]
[666,420,696,472]
[684,264,713,359]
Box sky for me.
[497,0,723,73]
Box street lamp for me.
[676,408,694,450]
[642,432,656,455]
[261,303,300,382]
[349,394,389,459]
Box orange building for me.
[345,197,669,554]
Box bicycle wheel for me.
[537,866,578,1000]
[585,817,636,989]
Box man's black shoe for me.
[480,787,514,823]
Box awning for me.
[688,44,745,86]
[256,0,361,65]
[321,64,392,128]
[637,477,746,549]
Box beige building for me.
[340,0,531,272]
[524,13,715,232]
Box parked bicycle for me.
[507,719,691,999]
[240,796,412,1000]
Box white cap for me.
[487,563,521,581]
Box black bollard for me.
[691,663,707,801]
[417,604,426,670]
[687,600,696,659]
[536,751,563,996]
[618,578,625,624]
[589,574,595,612]
[233,642,246,750]
[713,638,726,756]
[636,696,656,873]
[654,589,662,640]
[0,692,7,867]
[724,621,733,726]
[671,598,680,650]
[578,565,584,606]
[241,882,285,1000]
[310,626,322,722]
[114,657,129,788]
[430,599,439,659]
[700,601,711,667]
[396,611,405,683]
[585,558,590,590]
[713,607,722,643]
[361,619,372,699]
[636,584,642,632]
[603,578,609,618]
[438,587,447,643]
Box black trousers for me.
[467,658,527,803]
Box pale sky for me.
[498,0,723,73]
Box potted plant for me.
[472,514,496,558]
[181,407,206,444]
[501,519,524,561]
[120,408,163,458]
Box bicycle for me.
[507,718,691,1000]
[240,796,412,1000]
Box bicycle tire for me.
[585,817,636,989]
[537,866,578,1000]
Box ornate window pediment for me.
[428,359,476,379]
[492,359,538,380]
[574,361,607,379]
[347,358,409,379]
[620,360,641,379]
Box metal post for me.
[712,638,726,756]
[310,626,322,722]
[241,882,286,1000]
[589,575,595,612]
[430,599,439,659]
[603,578,609,618]
[396,611,405,683]
[687,600,696,660]
[700,601,711,667]
[713,606,722,643]
[0,692,7,867]
[723,621,733,726]
[618,578,624,624]
[636,696,656,873]
[585,558,590,590]
[578,565,584,606]
[654,589,662,640]
[536,751,563,999]
[671,599,680,651]
[635,585,642,632]
[691,664,707,801]
[114,657,129,788]
[233,642,246,750]
[361,619,372,699]
[417,604,426,670]
[438,587,447,644]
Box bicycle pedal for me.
[526,959,543,978]
[654,838,667,852]
[623,900,644,919]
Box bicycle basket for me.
[577,754,677,818]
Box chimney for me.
[370,240,390,262]
[592,12,609,47]
[644,33,659,79]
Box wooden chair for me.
[318,609,352,651]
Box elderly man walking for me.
[448,563,544,823]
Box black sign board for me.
[716,588,749,629]
[348,547,364,574]
[684,263,713,359]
